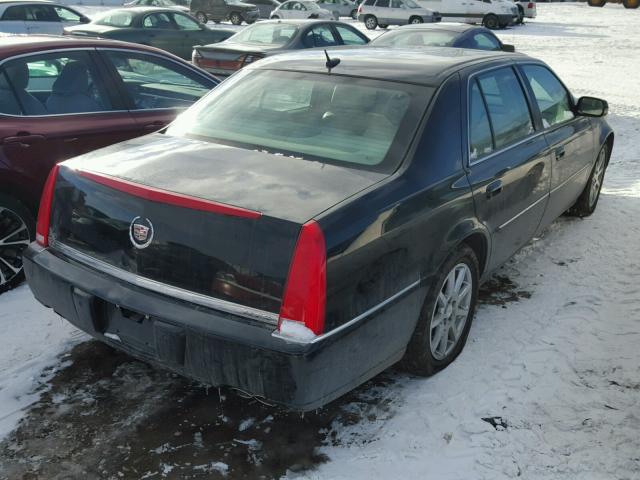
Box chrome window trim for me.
[272,278,422,345]
[0,46,216,118]
[497,192,548,231]
[466,62,539,167]
[50,240,280,326]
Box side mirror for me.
[501,44,515,52]
[576,96,608,117]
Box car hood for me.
[64,133,387,223]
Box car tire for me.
[623,0,639,8]
[230,12,243,24]
[195,11,208,23]
[364,14,377,29]
[333,11,340,20]
[402,245,479,376]
[409,15,423,24]
[516,4,524,24]
[271,14,280,18]
[379,23,388,28]
[587,0,606,6]
[350,8,357,19]
[483,13,499,29]
[568,144,608,217]
[0,194,35,294]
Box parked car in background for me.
[0,35,219,292]
[124,0,190,13]
[270,0,333,19]
[370,23,515,51]
[190,0,260,24]
[316,0,359,19]
[515,0,536,21]
[357,0,441,30]
[193,19,368,77]
[252,0,281,17]
[418,0,518,29]
[64,8,234,60]
[0,0,89,34]
[25,47,613,410]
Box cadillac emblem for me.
[129,216,154,249]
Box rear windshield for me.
[227,23,298,46]
[94,10,135,27]
[372,29,458,47]
[166,69,433,173]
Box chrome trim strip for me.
[497,193,549,230]
[550,163,590,195]
[51,241,279,325]
[272,278,422,345]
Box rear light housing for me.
[278,220,326,338]
[528,2,534,7]
[36,164,60,247]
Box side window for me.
[472,33,500,51]
[477,67,534,150]
[25,5,58,21]
[173,13,200,30]
[142,12,175,28]
[104,51,213,110]
[335,25,368,45]
[0,69,23,115]
[303,25,338,48]
[469,80,493,161]
[54,6,82,22]
[1,52,113,116]
[391,0,403,7]
[1,5,27,20]
[522,65,575,128]
[376,0,390,6]
[281,1,291,8]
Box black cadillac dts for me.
[25,48,613,410]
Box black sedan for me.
[370,23,515,52]
[65,7,235,60]
[25,48,612,410]
[192,19,369,77]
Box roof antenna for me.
[324,49,340,72]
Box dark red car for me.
[0,35,219,292]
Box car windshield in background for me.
[94,10,135,27]
[167,70,433,172]
[405,0,421,8]
[227,23,298,45]
[372,29,458,47]
[304,2,321,9]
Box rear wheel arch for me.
[604,133,614,166]
[0,178,38,215]
[460,232,489,277]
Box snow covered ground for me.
[1,3,639,479]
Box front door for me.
[465,66,551,271]
[24,4,62,34]
[141,12,179,55]
[519,64,596,227]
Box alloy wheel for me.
[430,263,473,360]
[589,147,606,208]
[0,207,30,288]
[365,16,376,29]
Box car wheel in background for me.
[483,13,499,29]
[230,12,242,24]
[569,144,608,217]
[516,4,524,24]
[195,11,208,22]
[587,0,606,6]
[364,14,377,29]
[271,14,279,18]
[409,16,423,24]
[333,11,340,20]
[350,8,357,19]
[379,23,388,28]
[623,0,639,8]
[0,194,35,294]
[402,245,479,376]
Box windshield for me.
[94,10,135,27]
[166,70,433,172]
[371,29,457,47]
[404,0,421,7]
[227,23,298,45]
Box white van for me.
[417,0,518,28]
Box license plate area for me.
[104,304,155,356]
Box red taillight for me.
[528,2,534,7]
[36,164,60,247]
[278,220,326,336]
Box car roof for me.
[106,6,185,13]
[253,47,530,86]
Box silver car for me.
[358,0,440,30]
[270,0,333,19]
[315,0,358,19]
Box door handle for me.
[486,180,503,198]
[3,133,46,147]
[555,146,566,160]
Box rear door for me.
[464,65,551,270]
[302,23,340,48]
[24,3,62,34]
[98,48,217,135]
[518,64,595,227]
[0,49,138,193]
[140,12,179,54]
[0,5,28,33]
[210,0,229,19]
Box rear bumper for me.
[24,244,424,410]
